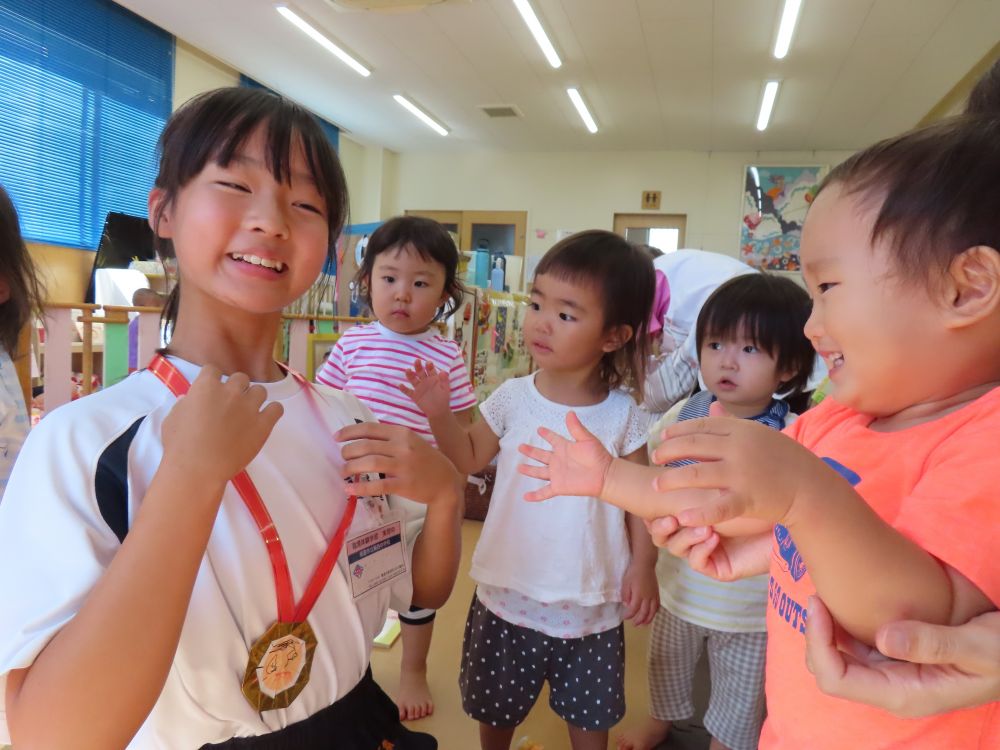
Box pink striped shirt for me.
[315,322,476,444]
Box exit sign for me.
[642,190,661,210]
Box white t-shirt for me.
[0,358,421,748]
[315,322,476,445]
[471,374,648,636]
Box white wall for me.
[388,149,855,259]
[339,135,399,225]
[172,40,239,110]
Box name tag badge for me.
[345,513,407,599]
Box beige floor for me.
[372,520,710,750]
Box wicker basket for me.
[464,465,496,521]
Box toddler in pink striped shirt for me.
[315,215,474,721]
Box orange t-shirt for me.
[760,388,1000,749]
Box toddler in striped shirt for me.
[315,215,475,721]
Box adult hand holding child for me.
[804,597,1000,718]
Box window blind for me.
[0,0,173,249]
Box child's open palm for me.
[400,360,451,418]
[517,411,612,501]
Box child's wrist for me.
[425,405,451,421]
[426,472,464,515]
[600,455,623,501]
[782,466,826,531]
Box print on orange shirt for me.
[768,457,861,635]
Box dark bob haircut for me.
[696,273,815,396]
[533,230,654,393]
[356,215,465,320]
[150,87,349,333]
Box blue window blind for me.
[0,0,173,249]
[240,75,339,151]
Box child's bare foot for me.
[616,717,671,750]
[397,666,434,721]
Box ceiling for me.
[114,0,1000,153]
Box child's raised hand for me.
[336,421,461,506]
[805,598,1000,717]
[161,366,283,486]
[399,360,452,418]
[620,562,659,626]
[517,411,612,502]
[650,417,836,528]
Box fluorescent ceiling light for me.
[512,0,562,68]
[567,88,598,134]
[773,0,802,59]
[276,5,371,77]
[756,80,780,131]
[393,94,449,136]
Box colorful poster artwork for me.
[741,165,828,271]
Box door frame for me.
[612,213,687,249]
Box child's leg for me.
[397,607,436,721]
[567,723,609,750]
[479,723,517,750]
[617,606,704,750]
[547,625,626,750]
[702,629,767,750]
[459,595,546,749]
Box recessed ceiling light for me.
[756,80,780,131]
[393,94,449,136]
[567,88,598,134]
[276,4,371,77]
[773,0,802,59]
[512,0,562,69]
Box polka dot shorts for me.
[459,594,625,731]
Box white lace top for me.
[471,373,648,638]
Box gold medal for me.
[241,620,318,711]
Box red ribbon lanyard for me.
[148,354,357,623]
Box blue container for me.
[490,255,506,291]
[472,250,490,288]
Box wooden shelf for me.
[38,342,105,354]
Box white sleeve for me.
[643,349,698,413]
[0,408,122,704]
[477,378,515,439]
